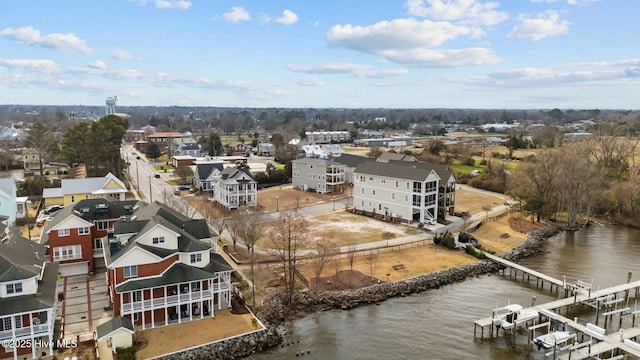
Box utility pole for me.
[149,175,153,203]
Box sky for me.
[1,0,639,109]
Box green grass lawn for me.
[448,160,485,174]
[275,164,285,170]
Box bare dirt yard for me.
[453,187,507,216]
[256,186,349,213]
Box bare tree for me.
[268,211,309,307]
[347,245,357,271]
[481,204,492,219]
[365,253,378,278]
[311,237,337,288]
[163,195,198,218]
[241,211,268,309]
[226,216,245,251]
[207,216,227,239]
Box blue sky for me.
[1,0,638,109]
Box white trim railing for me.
[121,284,230,314]
[0,324,51,341]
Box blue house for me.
[0,178,18,227]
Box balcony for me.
[0,324,51,341]
[93,248,104,258]
[120,284,230,314]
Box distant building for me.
[292,158,346,194]
[304,131,351,144]
[212,167,257,209]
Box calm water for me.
[250,226,640,360]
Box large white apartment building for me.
[353,161,455,225]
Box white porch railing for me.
[121,283,230,314]
[0,324,50,341]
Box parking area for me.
[56,271,112,341]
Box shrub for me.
[116,346,137,360]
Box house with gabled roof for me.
[332,153,374,185]
[0,234,58,360]
[193,163,224,192]
[212,167,257,209]
[354,161,442,225]
[226,142,248,156]
[291,158,346,194]
[40,198,139,277]
[42,172,128,207]
[103,201,233,330]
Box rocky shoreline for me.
[155,225,558,359]
[259,224,559,324]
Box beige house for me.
[354,161,445,225]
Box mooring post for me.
[532,295,537,307]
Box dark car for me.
[154,174,160,178]
[178,185,190,190]
[136,156,141,159]
[44,205,64,215]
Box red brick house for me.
[0,234,58,360]
[103,201,233,329]
[40,199,138,277]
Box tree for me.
[204,132,223,156]
[145,143,161,160]
[240,211,268,309]
[24,123,56,175]
[347,245,357,270]
[366,146,383,158]
[226,216,244,251]
[175,165,193,181]
[268,211,309,307]
[61,122,92,165]
[311,237,337,287]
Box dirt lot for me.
[453,187,506,216]
[256,186,348,213]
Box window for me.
[392,193,395,200]
[395,180,399,188]
[58,228,70,237]
[70,195,75,203]
[6,283,23,295]
[78,227,90,235]
[190,253,202,263]
[94,238,103,249]
[381,178,386,184]
[191,282,201,291]
[123,265,138,278]
[53,245,81,261]
[97,221,109,231]
[406,182,410,189]
[372,190,376,195]
[152,236,165,244]
[361,188,364,195]
[361,200,364,207]
[0,316,21,331]
[132,290,142,302]
[405,195,408,203]
[369,177,373,181]
[360,176,365,183]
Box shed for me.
[96,316,135,352]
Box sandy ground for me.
[136,310,259,359]
[256,186,349,213]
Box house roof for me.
[332,153,373,168]
[179,142,200,151]
[292,157,345,167]
[0,234,58,317]
[59,172,126,196]
[228,142,247,148]
[387,160,456,184]
[115,256,232,292]
[148,132,184,138]
[96,316,135,339]
[220,167,255,184]
[107,201,214,264]
[42,187,63,198]
[354,161,439,182]
[194,163,224,180]
[377,152,418,163]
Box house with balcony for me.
[226,142,248,156]
[291,158,346,194]
[103,201,233,330]
[40,199,139,277]
[0,234,58,360]
[353,161,442,225]
[212,167,257,209]
[42,172,128,207]
[331,154,373,185]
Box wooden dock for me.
[474,255,640,358]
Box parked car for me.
[43,205,64,215]
[174,189,181,195]
[154,174,160,178]
[178,184,190,191]
[136,156,141,159]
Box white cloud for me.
[507,10,570,41]
[287,62,408,78]
[405,0,508,26]
[291,77,323,86]
[129,0,191,10]
[274,10,299,25]
[109,49,142,61]
[223,7,251,22]
[0,58,59,74]
[357,69,409,78]
[0,26,92,54]
[88,60,107,70]
[327,18,472,53]
[381,47,501,67]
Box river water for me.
[249,225,640,360]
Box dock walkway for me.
[484,253,566,289]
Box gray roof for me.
[107,201,212,264]
[60,172,125,195]
[292,158,345,167]
[115,255,232,292]
[387,160,456,184]
[194,163,224,180]
[220,167,255,184]
[354,161,439,182]
[333,154,374,168]
[96,316,134,339]
[0,235,58,317]
[0,178,16,199]
[180,142,200,151]
[377,152,418,163]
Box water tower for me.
[105,96,117,115]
